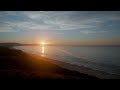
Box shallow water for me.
[14,46,120,75]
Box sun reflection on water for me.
[41,46,45,57]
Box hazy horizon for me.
[0,11,120,45]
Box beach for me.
[29,52,120,79]
[0,46,120,79]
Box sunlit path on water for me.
[41,46,45,57]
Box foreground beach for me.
[29,51,120,79]
[0,46,119,79]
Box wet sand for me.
[0,46,119,79]
[29,53,120,79]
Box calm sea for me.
[14,46,120,75]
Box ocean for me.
[14,46,120,75]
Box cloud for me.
[51,32,64,35]
[0,11,120,32]
[0,26,17,32]
[80,30,108,34]
[5,21,59,31]
[0,30,16,32]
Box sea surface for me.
[14,46,120,75]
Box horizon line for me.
[0,43,120,46]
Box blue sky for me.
[0,11,120,45]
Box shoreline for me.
[28,53,120,79]
[0,46,120,79]
[14,47,120,79]
[0,46,98,79]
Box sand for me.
[29,53,120,79]
[0,46,120,79]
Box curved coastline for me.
[1,46,120,79]
[14,47,120,79]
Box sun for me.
[39,41,46,45]
[41,41,45,45]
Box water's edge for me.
[13,47,120,79]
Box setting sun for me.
[39,41,46,45]
[41,42,45,45]
[0,11,120,79]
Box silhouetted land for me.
[0,46,99,80]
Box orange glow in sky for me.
[38,40,51,45]
[39,41,46,45]
[41,41,45,45]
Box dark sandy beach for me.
[29,52,120,79]
[0,46,120,79]
[0,46,99,79]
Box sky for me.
[0,11,120,45]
